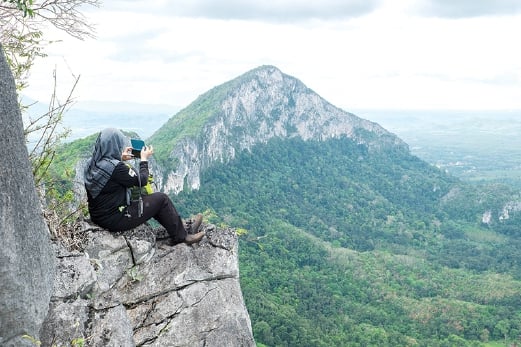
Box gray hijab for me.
[84,128,129,198]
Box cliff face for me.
[0,44,55,347]
[149,65,407,195]
[41,223,255,347]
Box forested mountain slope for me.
[175,135,521,346]
[55,66,521,346]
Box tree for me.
[1,0,33,17]
[1,0,99,91]
[1,0,99,243]
[495,320,510,344]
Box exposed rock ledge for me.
[41,223,255,347]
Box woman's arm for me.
[112,145,154,187]
[111,161,150,188]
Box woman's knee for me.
[143,192,175,213]
[146,192,168,204]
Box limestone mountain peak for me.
[149,65,407,194]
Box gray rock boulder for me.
[41,223,256,346]
[0,44,55,346]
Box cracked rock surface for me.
[40,223,255,347]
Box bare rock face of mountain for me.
[0,44,55,347]
[153,65,407,194]
[41,223,255,347]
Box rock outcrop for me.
[41,222,255,347]
[0,44,55,346]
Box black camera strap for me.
[126,161,144,218]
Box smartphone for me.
[130,139,145,157]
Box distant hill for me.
[355,109,521,185]
[54,66,521,346]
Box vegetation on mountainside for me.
[149,80,237,171]
[50,133,98,181]
[44,110,521,345]
[48,128,521,346]
[49,130,140,193]
[174,136,521,347]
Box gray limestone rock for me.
[52,246,97,300]
[39,298,90,345]
[0,44,55,347]
[89,304,135,347]
[41,223,255,347]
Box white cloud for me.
[24,0,521,112]
[416,0,521,18]
[100,0,382,21]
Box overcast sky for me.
[25,0,521,112]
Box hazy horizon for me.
[25,97,521,142]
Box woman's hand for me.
[140,145,154,161]
[121,147,133,161]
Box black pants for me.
[108,192,187,244]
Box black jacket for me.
[86,161,149,229]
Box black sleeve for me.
[111,161,149,188]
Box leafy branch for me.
[27,67,77,187]
[1,0,34,17]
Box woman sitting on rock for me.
[84,128,204,245]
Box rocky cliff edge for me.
[41,222,255,347]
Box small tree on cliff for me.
[1,0,99,90]
[1,0,99,245]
